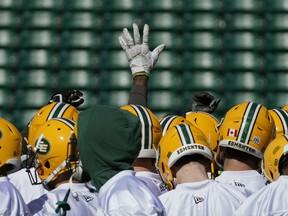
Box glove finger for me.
[119,36,129,51]
[142,24,149,45]
[74,89,83,97]
[133,23,141,45]
[151,44,166,62]
[71,98,84,108]
[122,28,134,48]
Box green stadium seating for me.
[64,0,102,11]
[22,11,60,29]
[183,52,222,70]
[103,0,141,11]
[264,33,288,51]
[223,32,261,50]
[77,90,98,110]
[150,31,182,50]
[99,90,129,107]
[11,109,38,130]
[98,70,132,90]
[153,51,182,70]
[183,32,221,50]
[0,88,14,108]
[148,70,181,90]
[184,13,220,31]
[142,0,182,11]
[0,0,22,9]
[0,49,18,68]
[265,53,288,71]
[21,30,58,48]
[60,50,98,69]
[223,52,262,71]
[19,49,57,69]
[17,69,55,89]
[100,50,129,69]
[0,11,20,29]
[183,70,222,91]
[266,72,288,92]
[61,31,100,49]
[144,13,182,31]
[62,12,102,30]
[265,13,288,31]
[267,92,288,109]
[224,71,262,91]
[224,13,263,31]
[57,70,97,90]
[148,91,182,113]
[23,0,63,10]
[102,12,137,30]
[264,0,288,12]
[182,0,222,12]
[0,69,14,87]
[0,30,19,48]
[15,89,52,109]
[100,31,122,49]
[223,0,263,12]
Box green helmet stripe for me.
[160,115,177,135]
[48,103,70,120]
[176,124,194,146]
[54,118,75,130]
[274,109,288,135]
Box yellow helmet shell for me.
[268,109,288,138]
[159,114,192,136]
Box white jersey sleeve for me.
[234,176,288,216]
[159,180,246,216]
[99,170,166,216]
[0,177,31,216]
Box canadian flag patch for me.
[227,128,237,137]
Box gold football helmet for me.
[216,101,275,166]
[0,117,22,174]
[159,114,192,136]
[156,123,213,189]
[268,108,288,138]
[30,117,78,186]
[27,102,79,146]
[121,105,162,158]
[262,135,288,182]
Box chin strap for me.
[55,189,71,216]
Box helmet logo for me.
[227,128,237,137]
[253,136,261,144]
[35,137,50,155]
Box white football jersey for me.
[28,182,99,216]
[9,168,47,204]
[0,176,31,216]
[135,171,168,196]
[99,170,166,216]
[215,170,267,195]
[235,175,288,216]
[159,179,246,216]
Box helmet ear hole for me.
[44,161,50,169]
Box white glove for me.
[119,23,166,77]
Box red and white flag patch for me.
[227,128,237,137]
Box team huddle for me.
[1,24,288,216]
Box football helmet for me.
[262,134,288,182]
[121,105,162,158]
[29,117,78,187]
[159,114,192,136]
[216,101,275,166]
[185,111,219,154]
[0,117,22,174]
[27,102,79,146]
[268,108,288,138]
[156,123,213,189]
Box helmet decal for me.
[175,124,195,146]
[270,109,288,136]
[237,102,262,144]
[47,103,72,120]
[160,115,178,135]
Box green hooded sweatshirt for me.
[77,105,142,191]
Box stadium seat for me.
[223,0,263,12]
[102,12,137,30]
[183,32,221,50]
[98,70,132,90]
[224,13,263,31]
[223,71,263,91]
[60,50,98,69]
[153,51,182,70]
[266,72,288,92]
[0,49,17,68]
[99,50,129,69]
[21,30,58,48]
[184,13,220,31]
[223,32,261,51]
[150,31,182,50]
[0,11,20,28]
[183,51,222,70]
[183,71,222,91]
[0,30,19,48]
[22,11,60,29]
[265,53,288,71]
[57,70,97,89]
[148,70,181,90]
[99,90,129,107]
[182,0,221,12]
[62,12,102,30]
[144,12,182,31]
[0,69,14,87]
[142,0,182,11]
[61,31,100,49]
[264,0,288,12]
[264,33,288,51]
[103,0,141,11]
[17,69,54,89]
[0,88,14,108]
[11,109,38,130]
[100,31,122,49]
[265,13,288,31]
[19,49,57,69]
[223,52,262,71]
[63,0,102,11]
[14,89,52,109]
[267,92,288,109]
[148,91,182,113]
[23,0,63,10]
[0,0,22,9]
